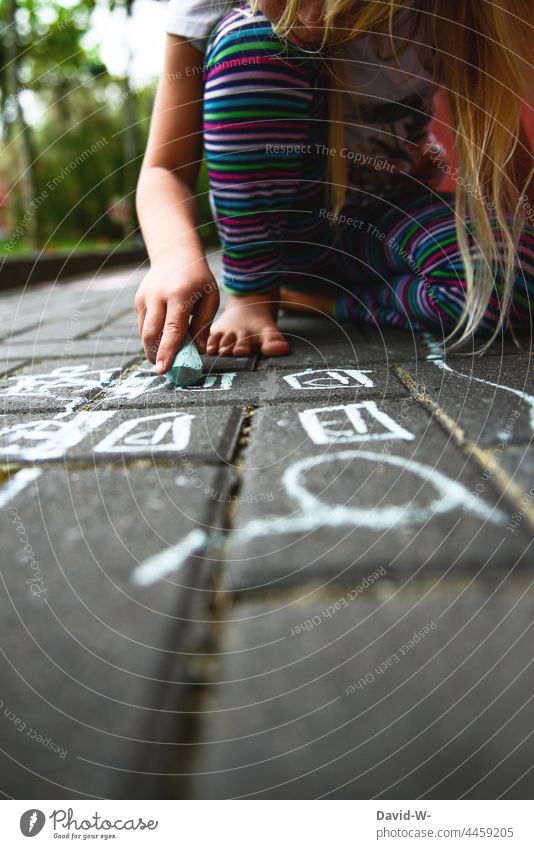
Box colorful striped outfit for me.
[202,6,534,334]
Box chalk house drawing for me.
[94,411,195,454]
[1,364,121,400]
[283,369,374,390]
[238,450,504,541]
[103,367,237,401]
[298,402,415,445]
[0,411,115,461]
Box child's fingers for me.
[189,283,220,354]
[134,293,146,336]
[155,302,190,373]
[141,299,166,364]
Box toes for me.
[233,332,252,356]
[219,332,237,355]
[206,330,223,354]
[260,331,290,357]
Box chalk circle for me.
[283,450,503,530]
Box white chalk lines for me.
[1,355,522,585]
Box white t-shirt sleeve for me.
[164,0,235,53]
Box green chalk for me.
[164,330,203,387]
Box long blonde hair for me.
[250,0,534,349]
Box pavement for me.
[0,254,533,799]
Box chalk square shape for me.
[0,355,140,414]
[0,464,233,798]
[0,406,244,465]
[192,582,534,799]
[225,397,531,588]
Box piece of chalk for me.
[164,330,203,387]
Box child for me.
[135,0,534,371]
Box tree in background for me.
[0,0,154,253]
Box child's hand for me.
[135,255,220,374]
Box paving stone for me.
[399,354,534,448]
[0,356,140,414]
[258,314,370,370]
[0,405,244,464]
[225,398,531,589]
[94,360,403,412]
[201,354,257,372]
[0,357,28,378]
[0,337,145,359]
[87,324,141,339]
[7,319,109,344]
[0,464,232,798]
[499,448,534,511]
[192,580,534,799]
[356,327,532,364]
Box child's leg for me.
[335,191,534,337]
[202,7,331,355]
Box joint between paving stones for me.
[393,362,534,534]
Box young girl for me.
[135,0,534,371]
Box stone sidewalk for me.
[0,256,532,799]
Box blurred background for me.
[0,0,215,263]
[1,0,532,265]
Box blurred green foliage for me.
[0,0,216,254]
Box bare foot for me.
[206,292,290,357]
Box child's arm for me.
[135,34,220,373]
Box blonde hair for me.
[250,0,534,350]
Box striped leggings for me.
[203,8,534,334]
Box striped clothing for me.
[203,7,534,333]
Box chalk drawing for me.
[132,528,207,586]
[0,467,42,509]
[423,332,534,433]
[0,364,121,411]
[238,450,504,540]
[298,402,415,445]
[0,411,115,461]
[103,367,161,401]
[185,372,236,392]
[103,367,236,401]
[94,411,195,454]
[283,368,374,390]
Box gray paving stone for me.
[94,361,403,412]
[192,580,534,799]
[357,327,532,363]
[258,314,370,370]
[400,355,534,448]
[87,324,141,339]
[0,405,244,464]
[7,319,109,343]
[201,354,257,372]
[0,357,28,378]
[0,464,232,798]
[499,448,534,512]
[225,398,530,589]
[0,356,140,414]
[0,337,145,359]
